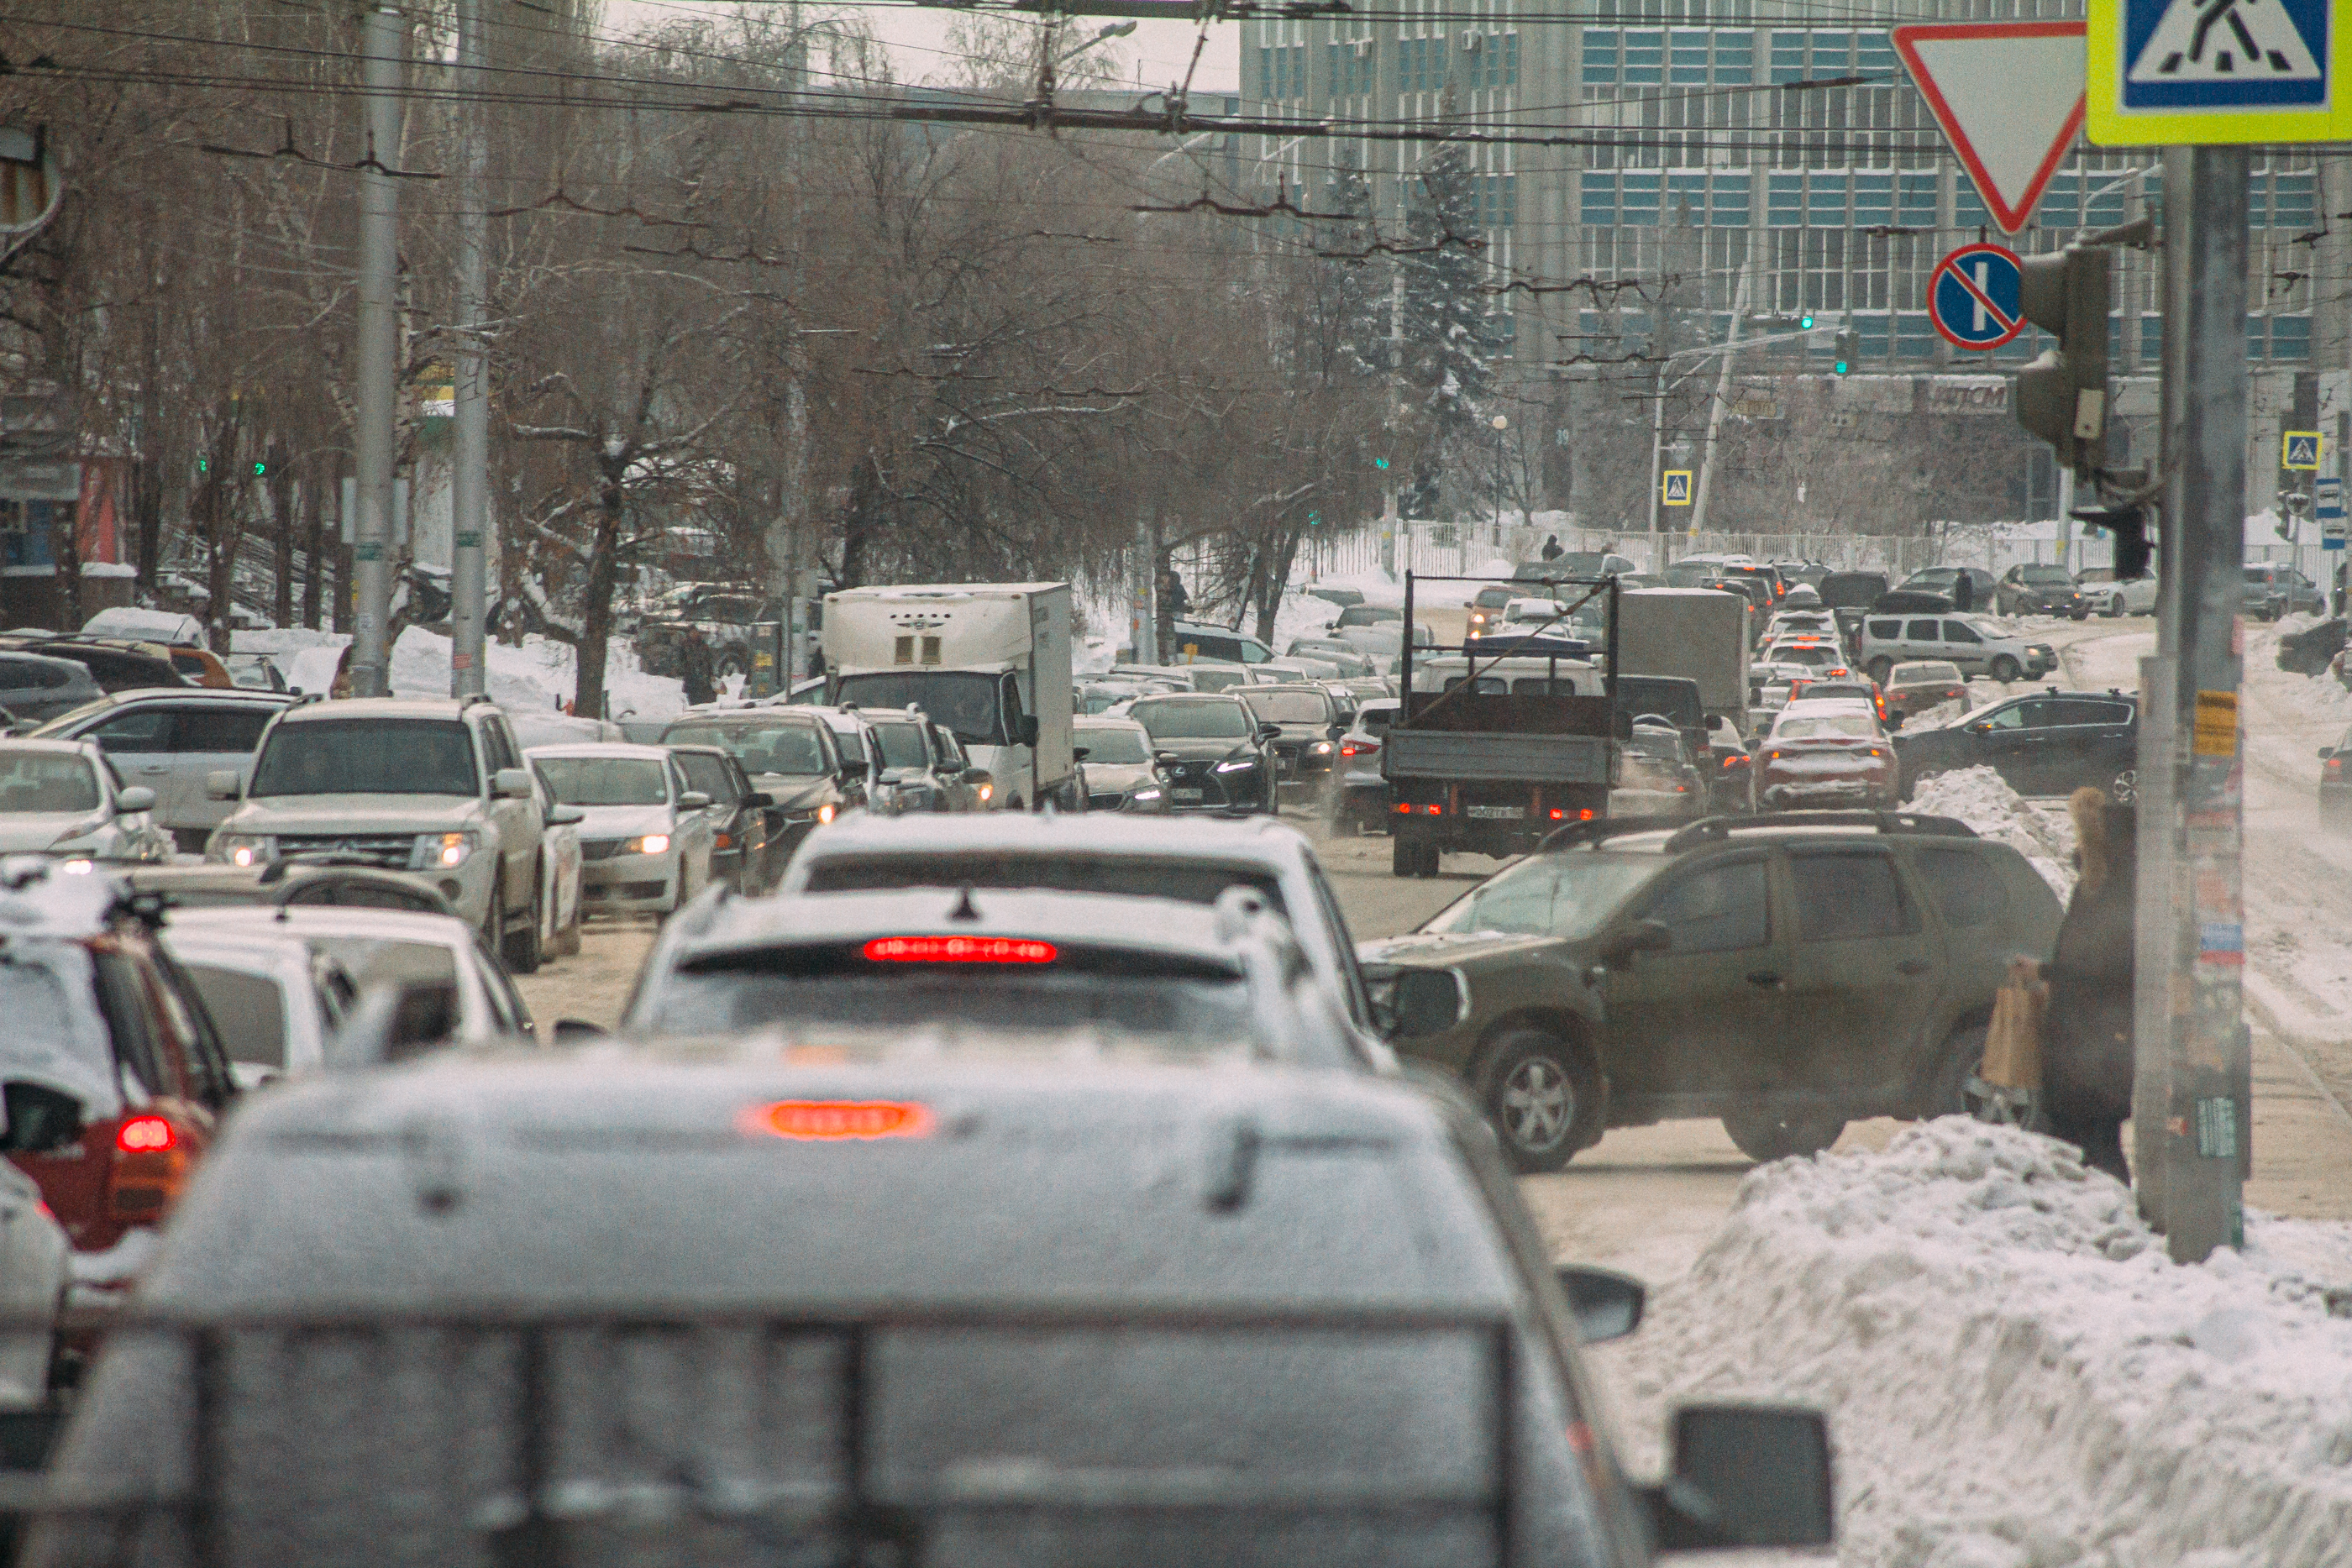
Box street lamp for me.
[1490,414,1509,547]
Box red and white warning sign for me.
[1892,22,2087,235]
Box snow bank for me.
[1909,765,2076,897]
[1609,1120,2352,1568]
[244,627,684,721]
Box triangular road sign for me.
[2129,0,2319,84]
[1893,22,2087,235]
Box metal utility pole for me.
[2155,147,2250,1263]
[351,3,402,700]
[449,0,487,697]
[1489,414,1508,548]
[1131,513,1158,663]
[1688,260,1753,540]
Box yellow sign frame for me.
[2086,0,2339,145]
[1662,470,1693,506]
[2284,431,2323,470]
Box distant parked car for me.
[2245,562,2324,621]
[1859,613,2055,685]
[2320,725,2352,830]
[1898,566,1998,610]
[0,653,103,729]
[1995,564,2088,619]
[2078,569,2160,618]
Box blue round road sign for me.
[1929,243,2026,351]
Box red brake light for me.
[862,936,1057,964]
[116,1115,176,1154]
[742,1100,936,1141]
[2330,758,2344,774]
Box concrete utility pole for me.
[1688,259,1753,540]
[449,0,487,697]
[350,3,402,700]
[2152,146,2251,1264]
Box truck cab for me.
[820,584,1076,811]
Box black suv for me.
[1893,689,2138,801]
[1361,812,2063,1169]
[1994,564,2087,619]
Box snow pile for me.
[388,627,684,721]
[1609,1119,2352,1568]
[1909,765,2076,896]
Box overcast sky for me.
[601,2,1242,94]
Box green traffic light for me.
[1799,313,1815,329]
[1833,360,1851,375]
[196,458,208,475]
[251,460,267,477]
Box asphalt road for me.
[519,612,2352,1303]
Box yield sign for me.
[1893,22,2087,234]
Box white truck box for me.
[1615,588,1751,727]
[822,583,1074,810]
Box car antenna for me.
[948,886,981,922]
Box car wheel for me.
[716,648,748,681]
[1477,1029,1603,1173]
[2071,610,2088,621]
[1990,655,2022,682]
[1866,657,1893,684]
[1392,836,1416,877]
[1920,1021,1987,1118]
[1721,1109,1846,1162]
[501,874,544,975]
[2103,599,2122,618]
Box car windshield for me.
[832,672,1006,747]
[1421,856,1661,940]
[1334,606,1399,627]
[1134,700,1252,741]
[656,946,1254,1042]
[664,721,828,776]
[1895,663,1963,684]
[870,723,930,771]
[0,752,100,812]
[2020,566,2072,585]
[251,720,475,797]
[1076,727,1152,764]
[1242,690,1330,725]
[1772,714,1878,741]
[535,757,669,806]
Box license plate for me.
[1467,805,1525,820]
[1172,788,1204,801]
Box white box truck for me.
[1616,588,1751,732]
[821,583,1076,810]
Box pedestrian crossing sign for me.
[2089,0,2339,144]
[1662,471,1693,506]
[2285,430,2323,469]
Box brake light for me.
[116,1116,176,1153]
[1395,802,1442,815]
[1721,753,1747,768]
[862,936,1057,964]
[714,831,734,850]
[1341,739,1380,758]
[742,1100,936,1141]
[2330,758,2344,775]
[1545,807,1597,821]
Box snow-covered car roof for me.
[521,742,676,763]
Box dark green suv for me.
[1360,811,2063,1170]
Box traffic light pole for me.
[350,3,402,700]
[449,0,488,699]
[2154,145,2250,1263]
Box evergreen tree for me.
[1399,141,1504,451]
[1317,155,1389,381]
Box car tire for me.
[1990,655,2022,682]
[1392,836,1416,877]
[2108,768,2137,804]
[502,874,544,975]
[1476,1029,1603,1173]
[1919,1021,1987,1119]
[1866,657,1894,684]
[1721,1109,1846,1162]
[2103,600,2122,618]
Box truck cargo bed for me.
[1383,729,1611,785]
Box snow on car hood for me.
[1083,761,1157,793]
[1761,750,1881,774]
[0,812,103,852]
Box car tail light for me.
[1721,754,1748,769]
[714,831,734,850]
[110,1114,190,1220]
[1545,807,1597,821]
[863,936,1056,964]
[1395,802,1441,815]
[2330,758,2344,775]
[1866,747,1885,758]
[742,1099,936,1141]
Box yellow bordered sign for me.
[1662,471,1693,506]
[2087,0,2339,144]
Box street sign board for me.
[1893,23,2087,233]
[2318,476,2344,548]
[1662,471,1693,506]
[1928,244,2028,350]
[2284,431,2323,469]
[2087,0,2336,144]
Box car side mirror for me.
[1887,712,1904,731]
[1259,722,1283,740]
[493,768,533,799]
[679,790,711,810]
[205,769,242,800]
[552,1018,606,1043]
[2323,747,2335,760]
[545,803,585,826]
[1020,714,1041,747]
[1387,969,1462,1038]
[1071,746,1091,762]
[1641,1405,1835,1551]
[116,785,157,813]
[1609,919,1672,964]
[1557,1265,1645,1343]
[330,978,461,1067]
[1154,750,1179,766]
[742,791,773,809]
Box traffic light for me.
[251,459,267,478]
[2014,244,2110,476]
[1832,329,1858,375]
[2072,503,2149,580]
[1798,313,1816,330]
[196,458,208,476]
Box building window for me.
[2255,170,2315,231]
[1899,173,1937,228]
[1955,178,1989,231]
[1809,173,1848,227]
[1478,173,1519,228]
[1257,43,1307,102]
[1326,39,1378,97]
[1713,173,1751,226]
[1897,313,1936,360]
[1768,172,1803,228]
[1715,31,1753,85]
[1771,30,1807,84]
[1853,172,1893,228]
[1399,34,1446,94]
[1468,32,1518,89]
[1670,29,1709,85]
[1581,172,1617,226]
[1621,172,1662,225]
[2256,317,2312,361]
[1622,29,1663,85]
[1583,28,1619,85]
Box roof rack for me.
[1658,809,1978,853]
[1536,815,1698,852]
[459,693,496,708]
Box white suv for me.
[204,697,556,972]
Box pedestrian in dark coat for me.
[1950,572,1976,611]
[1541,533,1563,561]
[680,626,717,707]
[2042,786,2136,1181]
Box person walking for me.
[1540,534,1563,562]
[1950,572,1976,612]
[680,625,717,707]
[2041,786,2136,1181]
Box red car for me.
[1751,700,1898,810]
[0,859,235,1261]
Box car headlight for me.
[625,833,672,856]
[412,831,480,870]
[1131,787,1163,802]
[215,833,276,868]
[1215,758,1257,773]
[1309,740,1335,755]
[977,783,992,803]
[817,801,837,824]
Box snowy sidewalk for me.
[1593,1120,2352,1568]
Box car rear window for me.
[801,852,1287,917]
[181,963,290,1067]
[538,758,668,806]
[0,751,99,811]
[1910,846,2007,927]
[309,936,459,995]
[664,721,829,776]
